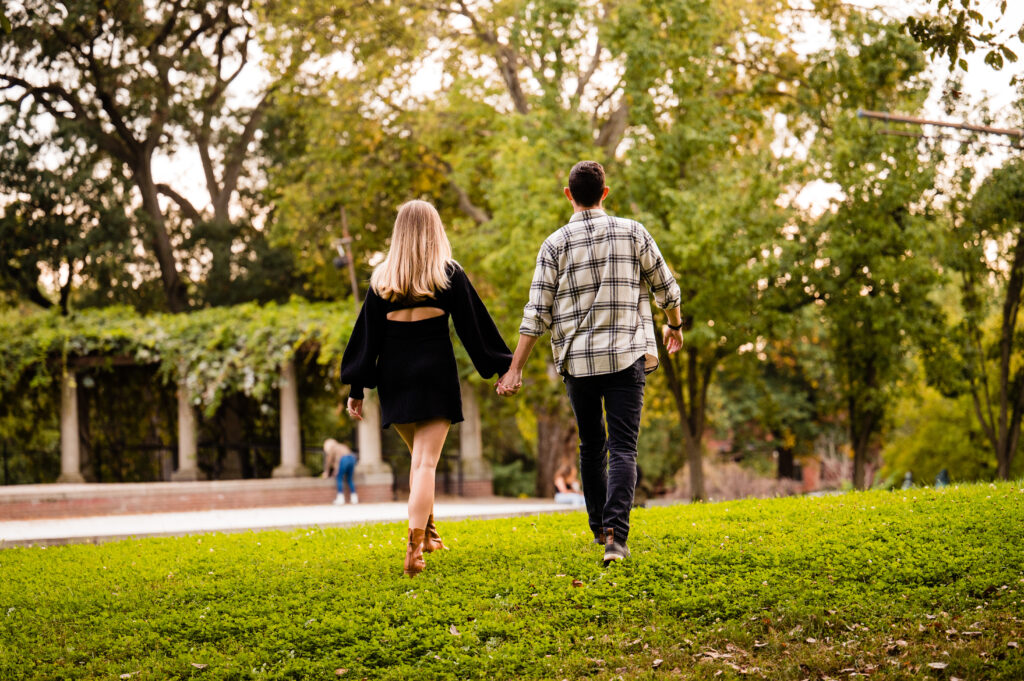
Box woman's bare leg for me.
[405,419,450,530]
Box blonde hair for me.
[370,200,453,301]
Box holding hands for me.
[495,368,523,396]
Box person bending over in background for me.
[322,438,358,505]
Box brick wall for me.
[0,479,337,520]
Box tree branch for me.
[156,184,204,224]
[573,40,601,107]
[217,90,272,219]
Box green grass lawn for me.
[2,483,1023,680]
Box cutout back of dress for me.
[386,306,446,322]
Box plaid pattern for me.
[520,209,681,377]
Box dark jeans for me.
[564,357,645,545]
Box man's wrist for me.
[666,321,683,331]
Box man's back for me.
[520,208,680,377]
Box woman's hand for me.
[347,397,364,421]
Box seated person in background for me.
[323,438,359,505]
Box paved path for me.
[0,498,577,547]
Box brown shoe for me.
[404,528,426,577]
[423,513,448,553]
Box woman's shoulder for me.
[444,260,469,285]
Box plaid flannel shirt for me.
[520,209,682,377]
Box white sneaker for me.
[333,494,345,505]
[350,492,359,504]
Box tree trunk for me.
[849,402,877,490]
[133,163,188,312]
[777,446,796,480]
[685,435,704,502]
[536,403,576,499]
[656,332,710,502]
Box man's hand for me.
[662,325,683,354]
[346,397,363,421]
[495,369,523,396]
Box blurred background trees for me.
[2,0,1023,493]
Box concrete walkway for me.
[0,498,577,548]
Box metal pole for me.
[340,207,361,304]
[857,109,1024,140]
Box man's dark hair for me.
[568,161,605,207]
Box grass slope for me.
[2,483,1023,680]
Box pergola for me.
[3,301,493,500]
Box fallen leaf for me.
[652,658,663,668]
[190,663,207,669]
[1008,641,1019,648]
[572,579,583,588]
[806,638,817,643]
[449,624,460,636]
[928,662,948,670]
[334,669,348,676]
[119,673,140,679]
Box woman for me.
[340,200,512,577]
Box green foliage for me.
[1,483,1023,679]
[0,0,302,312]
[782,16,945,486]
[882,384,1001,484]
[904,0,1021,72]
[0,299,357,416]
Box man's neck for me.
[573,203,603,213]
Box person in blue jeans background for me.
[323,438,359,504]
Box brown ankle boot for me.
[404,528,426,577]
[423,513,447,552]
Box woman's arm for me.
[340,288,383,401]
[448,265,513,378]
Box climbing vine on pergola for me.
[0,298,358,414]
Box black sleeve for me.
[340,288,384,400]
[448,265,513,379]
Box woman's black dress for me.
[340,262,512,428]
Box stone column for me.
[354,391,393,502]
[172,380,200,481]
[273,358,310,478]
[57,369,85,483]
[459,380,493,497]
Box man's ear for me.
[564,187,574,203]
[601,186,610,202]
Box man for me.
[496,160,683,564]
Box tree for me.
[264,0,808,499]
[785,16,947,489]
[0,0,294,312]
[944,157,1024,480]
